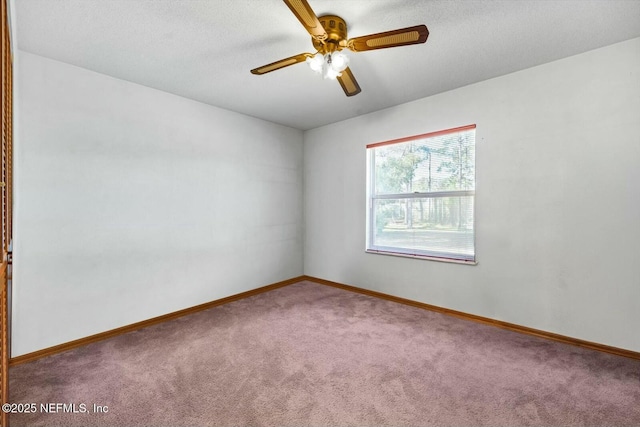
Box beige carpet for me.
[9,280,640,426]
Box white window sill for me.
[365,249,478,266]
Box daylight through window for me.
[366,125,476,263]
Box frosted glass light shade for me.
[306,53,324,73]
[324,67,341,80]
[330,51,349,72]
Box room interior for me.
[2,0,640,424]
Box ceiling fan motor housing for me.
[313,15,348,53]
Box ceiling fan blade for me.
[251,53,312,75]
[337,67,362,97]
[347,25,429,52]
[283,0,328,41]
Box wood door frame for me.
[1,0,13,425]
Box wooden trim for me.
[301,275,640,361]
[10,276,306,366]
[366,124,476,149]
[1,0,11,424]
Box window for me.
[366,125,476,263]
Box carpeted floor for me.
[9,280,640,426]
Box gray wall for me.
[304,38,640,352]
[13,51,304,356]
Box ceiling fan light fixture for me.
[307,51,350,80]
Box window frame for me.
[366,124,477,265]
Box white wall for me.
[13,51,304,357]
[304,38,640,352]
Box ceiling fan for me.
[250,0,429,97]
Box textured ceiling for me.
[15,0,640,130]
